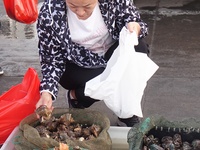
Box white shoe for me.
[0,67,4,75]
[117,116,140,127]
[66,90,84,109]
[66,90,72,108]
[116,119,128,127]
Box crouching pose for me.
[36,0,149,127]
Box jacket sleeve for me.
[120,0,148,38]
[36,4,66,100]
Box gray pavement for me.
[0,0,200,126]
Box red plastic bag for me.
[0,68,40,144]
[3,0,38,24]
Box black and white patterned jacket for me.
[37,0,148,99]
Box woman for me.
[36,0,149,127]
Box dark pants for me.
[59,39,149,108]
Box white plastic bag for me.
[84,27,159,118]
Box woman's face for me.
[66,0,98,20]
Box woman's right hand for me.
[36,92,53,110]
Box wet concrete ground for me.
[0,0,200,127]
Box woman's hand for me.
[127,22,141,37]
[36,92,53,110]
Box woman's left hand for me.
[127,22,141,37]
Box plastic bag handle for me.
[119,27,138,53]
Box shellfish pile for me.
[35,105,102,143]
[143,133,200,150]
